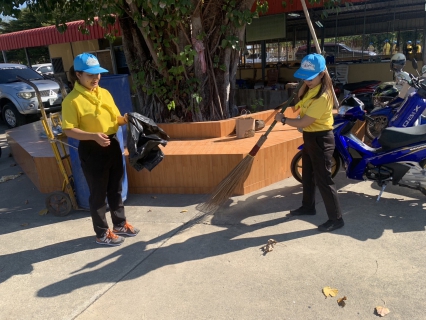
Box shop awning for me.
[0,19,122,51]
[252,0,366,15]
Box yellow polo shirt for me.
[294,84,334,132]
[62,82,121,135]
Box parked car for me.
[295,43,377,61]
[0,63,63,128]
[32,63,54,77]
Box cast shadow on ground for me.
[35,176,426,297]
[0,236,94,284]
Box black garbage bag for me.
[127,112,170,171]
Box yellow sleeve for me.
[304,95,330,119]
[61,98,79,130]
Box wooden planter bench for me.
[7,108,363,196]
[127,109,303,195]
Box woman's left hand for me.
[119,113,128,125]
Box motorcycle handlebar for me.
[364,114,375,122]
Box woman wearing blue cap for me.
[275,53,344,232]
[62,53,139,246]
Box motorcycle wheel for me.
[365,115,389,140]
[290,150,340,184]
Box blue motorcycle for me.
[363,57,426,140]
[291,95,426,200]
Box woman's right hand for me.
[94,133,110,147]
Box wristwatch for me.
[281,116,287,125]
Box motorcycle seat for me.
[342,80,381,92]
[378,124,426,150]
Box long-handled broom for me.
[196,81,304,213]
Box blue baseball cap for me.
[73,53,108,74]
[294,53,326,81]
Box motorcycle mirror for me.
[411,59,421,77]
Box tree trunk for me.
[117,0,256,123]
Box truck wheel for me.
[290,150,340,184]
[2,103,26,128]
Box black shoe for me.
[318,218,344,232]
[289,206,316,216]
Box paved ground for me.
[1,121,426,320]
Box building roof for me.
[0,19,121,51]
[254,0,365,15]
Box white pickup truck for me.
[0,63,65,128]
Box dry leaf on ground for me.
[38,208,49,216]
[375,306,390,317]
[180,210,188,213]
[261,239,277,253]
[151,196,157,199]
[322,286,338,298]
[21,223,29,227]
[0,174,22,183]
[337,296,347,307]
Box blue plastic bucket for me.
[68,126,128,210]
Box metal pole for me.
[24,48,31,67]
[261,40,266,84]
[2,51,7,63]
[300,0,339,108]
[109,41,118,75]
[361,2,366,62]
[424,2,426,62]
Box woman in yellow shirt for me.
[62,53,139,246]
[275,53,344,232]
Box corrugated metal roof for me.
[0,19,121,51]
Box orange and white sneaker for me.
[113,222,140,237]
[96,229,125,246]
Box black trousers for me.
[78,134,126,237]
[302,130,342,220]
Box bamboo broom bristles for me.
[196,154,254,213]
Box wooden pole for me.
[300,0,339,108]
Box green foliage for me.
[250,98,264,112]
[167,100,175,111]
[0,0,263,120]
[0,8,54,63]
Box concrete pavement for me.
[1,122,426,320]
